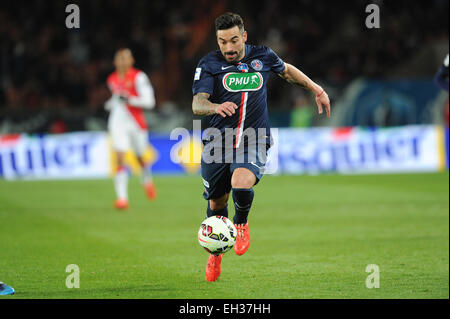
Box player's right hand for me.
[215,102,238,117]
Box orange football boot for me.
[234,222,250,256]
[144,182,157,200]
[114,199,128,210]
[205,253,223,282]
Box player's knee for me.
[116,152,126,167]
[209,200,226,211]
[209,194,229,211]
[136,156,145,167]
[231,169,256,188]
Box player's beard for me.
[224,47,245,63]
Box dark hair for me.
[115,47,133,57]
[215,12,244,33]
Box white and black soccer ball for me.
[198,216,237,255]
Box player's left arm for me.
[126,72,156,109]
[434,54,449,91]
[279,63,331,117]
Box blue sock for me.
[232,188,254,224]
[206,201,228,218]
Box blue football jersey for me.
[192,44,285,148]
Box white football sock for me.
[141,164,153,185]
[115,167,128,200]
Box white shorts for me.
[109,127,148,156]
[107,104,149,156]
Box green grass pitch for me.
[0,173,448,299]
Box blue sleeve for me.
[266,47,285,74]
[192,58,214,96]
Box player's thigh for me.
[230,145,267,187]
[201,160,232,201]
[109,126,130,155]
[130,129,149,158]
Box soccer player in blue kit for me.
[0,281,14,295]
[192,12,331,282]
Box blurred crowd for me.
[0,0,448,132]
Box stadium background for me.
[0,0,449,178]
[0,0,448,300]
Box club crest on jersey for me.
[251,59,263,71]
[250,59,263,71]
[222,72,263,92]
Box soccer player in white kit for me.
[105,48,157,210]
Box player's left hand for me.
[118,94,129,103]
[315,89,331,117]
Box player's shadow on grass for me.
[14,285,175,298]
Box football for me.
[198,216,237,255]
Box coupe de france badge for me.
[237,62,249,73]
[251,59,263,71]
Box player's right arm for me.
[104,77,117,111]
[192,56,238,117]
[192,92,238,117]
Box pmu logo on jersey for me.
[222,72,263,92]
